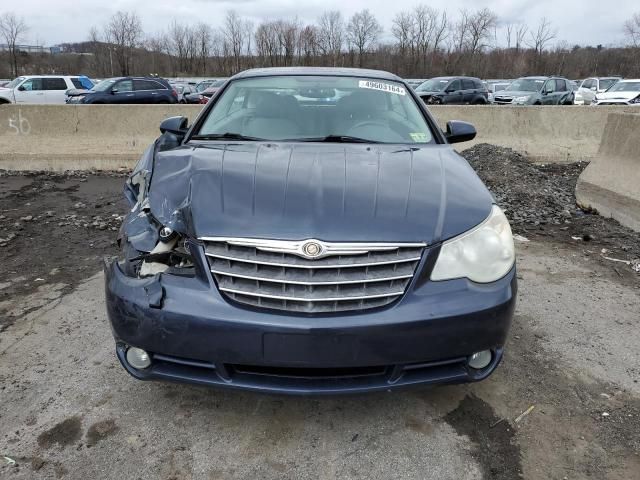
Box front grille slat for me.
[202,238,425,313]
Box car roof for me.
[520,76,548,80]
[430,76,480,80]
[17,75,79,78]
[618,79,640,82]
[232,67,402,82]
[102,76,167,82]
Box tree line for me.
[2,8,640,80]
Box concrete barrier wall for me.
[0,105,203,171]
[1,104,638,171]
[575,113,640,232]
[433,105,638,163]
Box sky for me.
[9,0,633,48]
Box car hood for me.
[146,143,493,244]
[597,90,639,100]
[493,90,536,98]
[66,88,90,97]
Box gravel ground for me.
[0,146,639,479]
[462,144,640,276]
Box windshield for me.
[416,78,449,92]
[5,77,25,89]
[599,79,618,90]
[505,78,545,92]
[194,75,434,144]
[607,81,640,92]
[196,81,213,92]
[91,79,117,92]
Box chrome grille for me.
[202,238,425,313]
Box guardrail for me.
[1,104,638,171]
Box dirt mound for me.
[462,144,640,270]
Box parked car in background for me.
[195,79,215,91]
[105,67,516,394]
[415,76,488,104]
[66,77,178,104]
[575,77,621,105]
[485,80,511,103]
[0,75,93,104]
[172,83,196,103]
[492,76,574,105]
[405,79,428,88]
[184,79,227,104]
[593,79,640,105]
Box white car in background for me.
[593,79,640,105]
[576,77,620,105]
[0,75,88,104]
[485,81,511,103]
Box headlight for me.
[514,96,531,103]
[431,205,515,283]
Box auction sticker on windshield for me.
[359,80,406,96]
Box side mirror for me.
[18,85,25,91]
[445,120,476,144]
[111,88,118,94]
[590,86,597,91]
[159,116,189,136]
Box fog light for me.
[126,347,151,369]
[468,350,492,370]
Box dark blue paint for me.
[105,68,517,394]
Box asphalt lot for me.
[1,171,639,480]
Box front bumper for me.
[594,100,638,106]
[104,247,517,395]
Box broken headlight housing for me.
[137,228,195,277]
[431,205,515,283]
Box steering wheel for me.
[348,120,388,131]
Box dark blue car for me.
[68,77,178,104]
[104,67,517,394]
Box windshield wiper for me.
[289,135,381,144]
[190,132,266,141]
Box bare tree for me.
[391,11,414,58]
[346,9,382,67]
[451,9,471,53]
[515,24,528,52]
[528,17,556,55]
[222,10,253,73]
[146,32,169,76]
[104,11,143,76]
[467,8,497,54]
[255,21,277,66]
[0,12,28,77]
[624,12,640,47]
[297,25,319,64]
[317,11,344,66]
[168,21,189,74]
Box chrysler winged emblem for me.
[302,241,323,258]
